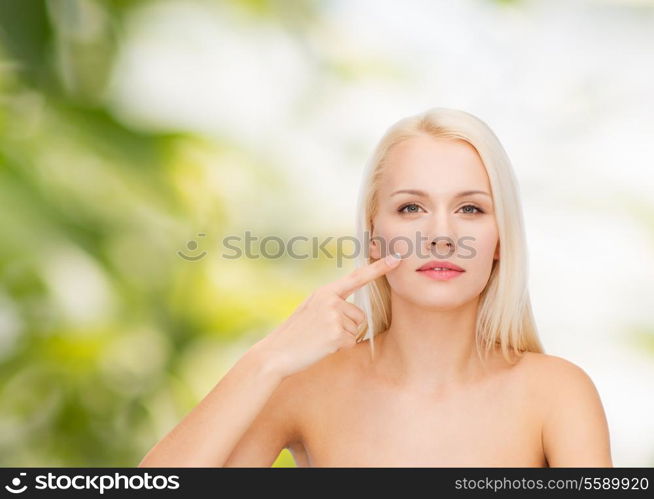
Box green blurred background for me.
[1,0,653,467]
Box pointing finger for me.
[330,252,403,299]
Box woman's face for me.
[370,135,499,309]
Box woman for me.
[138,107,612,467]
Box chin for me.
[399,289,472,310]
[422,298,469,310]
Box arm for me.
[541,357,612,467]
[138,340,296,467]
[138,255,400,467]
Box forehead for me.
[378,135,490,194]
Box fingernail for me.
[385,252,402,265]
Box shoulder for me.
[274,342,365,431]
[514,351,595,386]
[512,351,612,466]
[511,351,602,418]
[285,341,367,394]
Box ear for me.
[493,242,500,261]
[369,224,382,260]
[369,236,382,260]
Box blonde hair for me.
[351,107,544,364]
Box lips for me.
[416,260,465,272]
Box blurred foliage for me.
[0,0,334,467]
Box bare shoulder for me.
[286,341,367,394]
[512,351,612,466]
[276,342,366,424]
[510,351,601,411]
[513,351,596,386]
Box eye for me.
[398,203,486,215]
[458,204,484,215]
[398,202,424,214]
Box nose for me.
[429,237,455,258]
[423,212,457,258]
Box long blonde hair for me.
[351,107,544,364]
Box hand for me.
[254,253,403,378]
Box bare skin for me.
[138,253,403,467]
[216,328,612,467]
[140,135,612,467]
[277,333,612,467]
[222,135,612,468]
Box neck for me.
[372,291,488,393]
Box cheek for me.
[464,223,498,264]
[371,218,414,258]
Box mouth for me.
[416,260,465,281]
[416,260,465,272]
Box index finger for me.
[330,253,403,299]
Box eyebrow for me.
[390,189,491,198]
